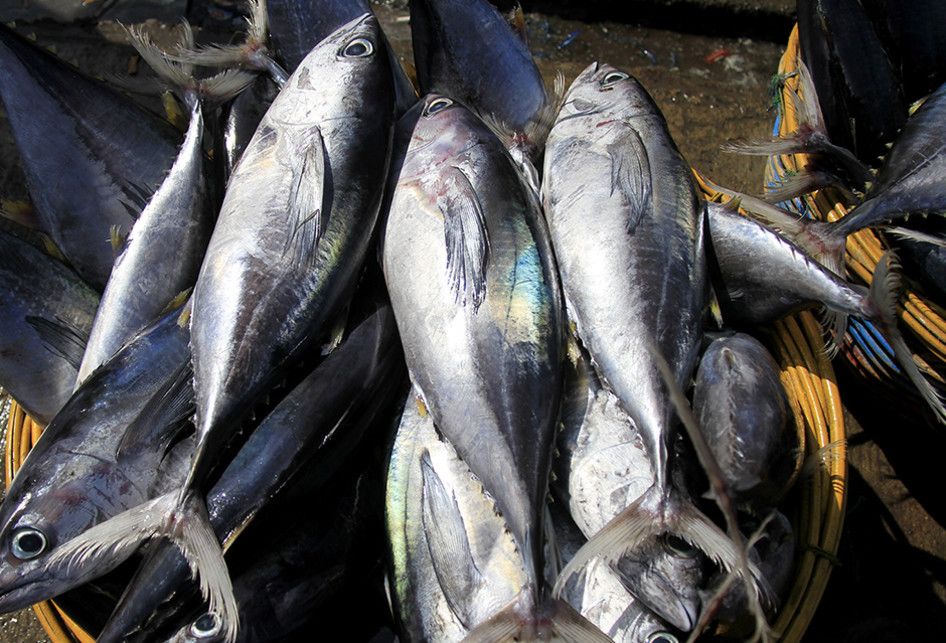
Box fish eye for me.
[423,97,453,117]
[10,527,47,560]
[647,632,679,643]
[601,71,629,87]
[189,612,222,638]
[342,37,373,58]
[662,535,697,558]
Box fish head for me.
[265,13,390,127]
[614,535,706,632]
[554,63,662,137]
[168,611,227,643]
[396,94,491,183]
[0,470,121,612]
[0,424,149,612]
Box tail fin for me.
[723,61,872,192]
[866,252,946,424]
[48,491,239,642]
[125,24,255,108]
[551,485,770,608]
[167,0,288,86]
[763,169,855,205]
[462,594,613,642]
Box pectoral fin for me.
[438,166,490,310]
[283,128,327,269]
[421,450,481,629]
[26,315,88,371]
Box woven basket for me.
[4,307,845,641]
[766,26,946,400]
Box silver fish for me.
[0,305,192,614]
[543,63,754,595]
[386,391,527,642]
[383,95,604,639]
[554,340,706,631]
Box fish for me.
[797,0,906,164]
[409,0,552,161]
[386,391,528,642]
[542,63,759,598]
[0,303,192,614]
[382,95,604,639]
[692,334,797,511]
[553,341,706,631]
[75,27,253,386]
[705,203,878,332]
[553,503,684,643]
[0,227,99,424]
[46,16,397,641]
[0,24,181,289]
[92,297,404,643]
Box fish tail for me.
[48,490,239,642]
[552,483,663,597]
[461,593,612,643]
[125,24,255,108]
[197,69,257,105]
[723,60,872,192]
[169,0,288,86]
[867,251,946,424]
[551,484,772,609]
[124,23,197,94]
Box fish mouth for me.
[0,572,59,614]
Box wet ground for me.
[0,1,943,641]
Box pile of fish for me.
[0,1,942,641]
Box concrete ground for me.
[0,1,943,641]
